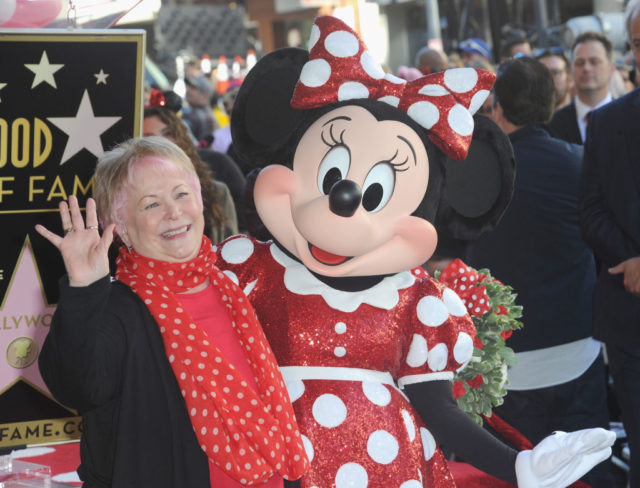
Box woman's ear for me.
[119,227,132,249]
[231,48,310,169]
[435,114,515,242]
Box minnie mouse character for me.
[216,16,614,488]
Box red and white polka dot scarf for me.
[116,236,309,485]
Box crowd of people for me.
[33,3,640,488]
[426,4,640,488]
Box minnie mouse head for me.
[232,16,514,279]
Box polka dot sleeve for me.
[397,274,476,388]
[215,235,265,293]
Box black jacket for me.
[465,125,596,352]
[548,102,582,145]
[39,276,211,487]
[580,88,640,347]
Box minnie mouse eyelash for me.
[321,122,346,148]
[386,152,410,173]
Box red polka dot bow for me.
[291,16,496,160]
[439,259,491,316]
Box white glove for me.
[515,428,615,488]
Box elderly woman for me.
[35,137,308,487]
[142,105,238,243]
[143,104,246,238]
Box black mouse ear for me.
[231,48,310,169]
[435,114,515,242]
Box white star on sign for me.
[25,51,64,89]
[94,69,109,85]
[0,82,6,103]
[47,90,121,165]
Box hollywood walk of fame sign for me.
[0,29,144,448]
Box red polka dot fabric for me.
[438,259,492,317]
[290,15,496,160]
[116,236,309,485]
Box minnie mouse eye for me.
[362,163,395,212]
[318,146,350,195]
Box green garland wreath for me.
[435,264,523,425]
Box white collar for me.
[270,244,415,313]
[574,92,612,121]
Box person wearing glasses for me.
[535,47,572,109]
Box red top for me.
[178,284,284,488]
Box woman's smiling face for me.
[122,156,204,262]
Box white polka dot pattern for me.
[406,334,428,367]
[211,238,481,485]
[416,295,448,327]
[223,270,239,285]
[299,59,332,88]
[308,24,321,50]
[448,104,474,137]
[444,68,479,93]
[325,30,360,57]
[418,84,449,97]
[384,73,406,84]
[338,81,369,101]
[290,16,496,161]
[469,89,490,115]
[407,101,440,130]
[362,381,391,406]
[437,258,492,316]
[401,409,416,442]
[334,346,347,357]
[312,393,347,428]
[442,288,467,317]
[367,430,399,464]
[400,481,422,488]
[453,332,474,364]
[286,380,305,403]
[301,434,314,462]
[427,343,448,372]
[336,462,368,488]
[360,51,385,79]
[378,95,400,107]
[220,236,255,264]
[421,427,436,461]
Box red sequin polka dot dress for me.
[216,236,476,488]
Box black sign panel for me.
[0,29,144,445]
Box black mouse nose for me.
[329,179,362,217]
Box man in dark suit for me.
[548,31,615,144]
[580,3,640,486]
[465,56,613,487]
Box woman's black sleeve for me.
[404,380,519,484]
